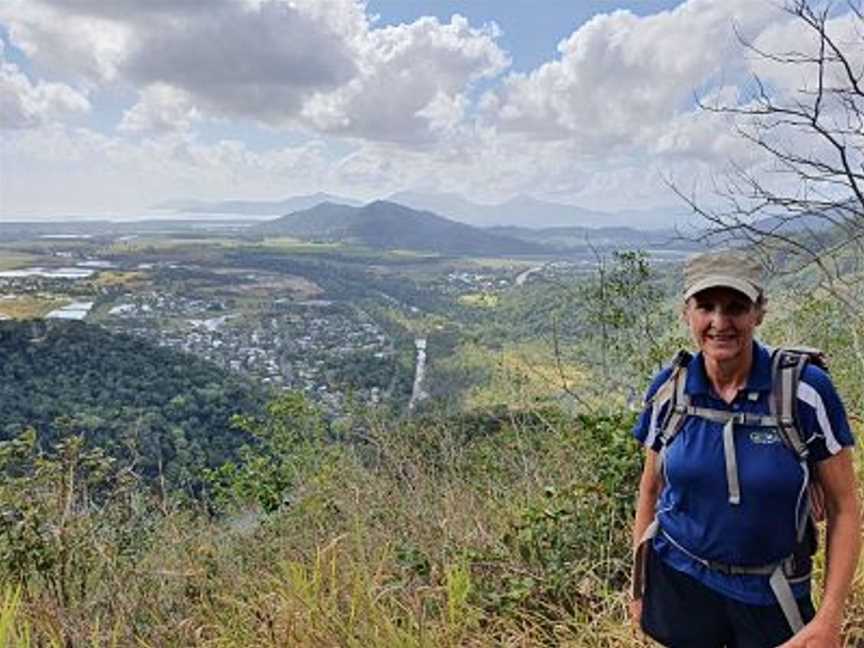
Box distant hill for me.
[386,191,604,228]
[153,192,363,215]
[255,201,551,256]
[487,224,705,253]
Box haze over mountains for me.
[156,192,687,230]
[153,192,363,215]
[4,192,707,257]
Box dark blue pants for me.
[641,551,815,648]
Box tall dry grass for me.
[0,407,664,646]
[2,402,863,646]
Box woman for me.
[630,252,861,647]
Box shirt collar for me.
[685,341,773,396]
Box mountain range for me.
[385,191,612,229]
[156,191,690,229]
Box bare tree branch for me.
[676,0,864,317]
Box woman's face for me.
[683,286,763,365]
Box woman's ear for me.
[754,297,767,326]
[755,308,765,326]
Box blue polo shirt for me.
[633,341,855,605]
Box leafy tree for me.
[0,423,146,607]
[567,250,684,404]
[206,392,336,513]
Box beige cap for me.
[683,252,764,302]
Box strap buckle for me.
[706,559,734,575]
[782,555,797,578]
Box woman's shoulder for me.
[795,359,854,455]
[799,360,832,388]
[642,360,683,403]
[797,361,845,408]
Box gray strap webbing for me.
[661,370,689,443]
[676,406,780,506]
[770,348,782,419]
[655,367,689,478]
[797,461,811,543]
[771,350,809,460]
[770,565,805,632]
[641,518,659,545]
[685,406,777,427]
[659,529,776,574]
[722,418,741,505]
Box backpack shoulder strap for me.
[652,350,693,448]
[770,347,822,461]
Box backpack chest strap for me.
[669,405,783,506]
[683,406,778,428]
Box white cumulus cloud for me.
[0,43,90,129]
[1,0,510,143]
[302,15,509,143]
[119,84,201,133]
[483,0,780,154]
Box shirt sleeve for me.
[632,366,674,452]
[796,364,855,462]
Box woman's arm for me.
[630,448,663,626]
[633,448,663,550]
[780,448,861,647]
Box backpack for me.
[632,346,828,633]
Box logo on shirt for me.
[750,430,781,445]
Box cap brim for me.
[683,275,760,302]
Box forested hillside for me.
[254,201,551,255]
[0,320,265,492]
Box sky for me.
[0,0,848,222]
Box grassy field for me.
[259,238,344,252]
[106,237,241,255]
[0,251,42,271]
[457,292,499,308]
[0,296,69,319]
[447,340,589,410]
[90,270,148,288]
[462,257,543,270]
[0,400,648,646]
